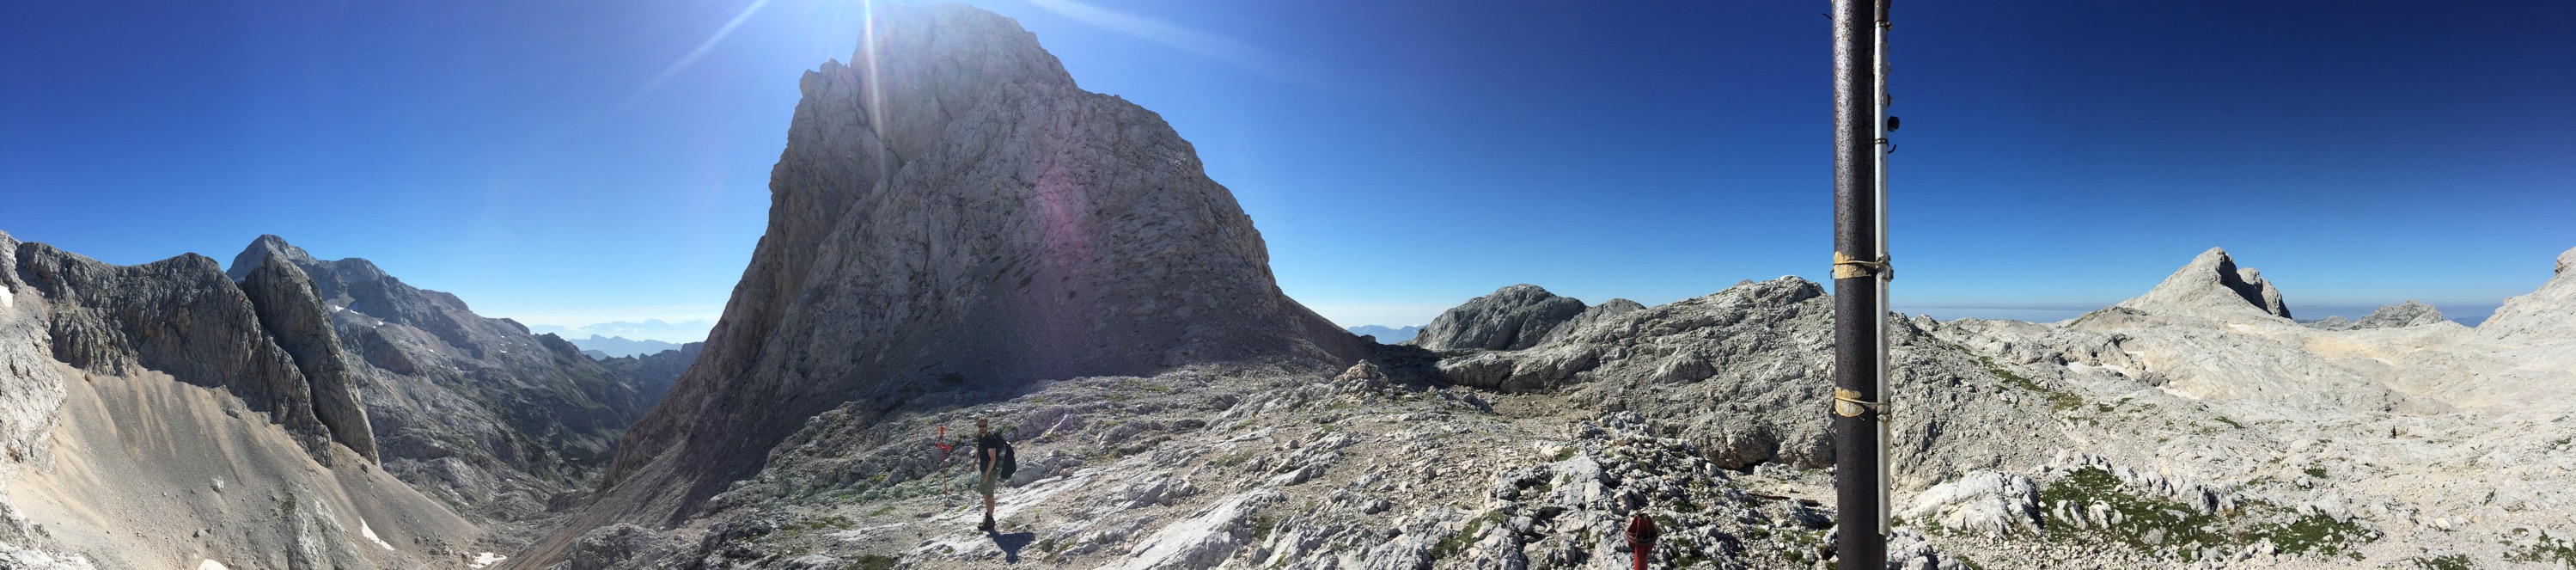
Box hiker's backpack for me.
[995,441,1017,479]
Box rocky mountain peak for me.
[1411,284,1590,351]
[560,3,1362,541]
[225,234,320,281]
[2115,247,2292,320]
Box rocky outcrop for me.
[559,3,1361,552]
[237,249,380,463]
[0,233,66,468]
[9,235,369,463]
[2304,300,2445,331]
[1410,285,1590,351]
[2115,248,2292,320]
[1538,297,1644,346]
[1900,470,2040,536]
[2481,246,2576,341]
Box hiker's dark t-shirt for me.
[976,432,1005,473]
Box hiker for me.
[975,419,1008,532]
[1626,506,1658,570]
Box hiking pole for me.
[1828,0,1893,568]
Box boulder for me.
[1899,470,2041,536]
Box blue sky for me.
[4,0,2570,339]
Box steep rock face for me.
[0,233,66,468]
[579,3,1361,535]
[1409,285,1589,352]
[2481,246,2576,341]
[8,235,369,463]
[230,236,665,526]
[237,249,381,463]
[2115,248,2292,320]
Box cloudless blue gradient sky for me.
[4,0,2571,339]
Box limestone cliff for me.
[565,3,1361,541]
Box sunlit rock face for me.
[573,1,1361,536]
[2115,247,2292,321]
[2481,246,2576,341]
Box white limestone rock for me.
[2115,248,2292,321]
[1900,470,2041,536]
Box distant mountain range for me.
[1346,324,1422,343]
[566,334,682,359]
[528,318,711,343]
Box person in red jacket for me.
[1626,506,1659,570]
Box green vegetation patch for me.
[2032,466,2372,561]
[1980,356,2081,411]
[2039,466,2227,552]
[1430,510,1511,560]
[2408,555,2475,570]
[850,554,900,570]
[2507,531,2576,567]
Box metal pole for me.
[1870,0,1895,542]
[1828,0,1889,567]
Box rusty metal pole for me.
[1828,0,1891,568]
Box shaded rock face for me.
[237,249,380,463]
[2304,300,2446,331]
[1410,285,1590,351]
[2481,246,2576,340]
[6,235,370,463]
[2115,248,2292,320]
[583,3,1361,532]
[229,236,667,526]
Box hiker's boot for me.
[980,515,995,532]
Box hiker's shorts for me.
[977,474,996,497]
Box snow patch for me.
[198,561,229,570]
[1,286,12,309]
[468,553,507,568]
[359,519,397,550]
